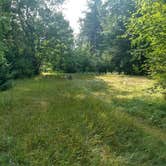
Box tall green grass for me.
[0,74,165,165]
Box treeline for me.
[76,0,166,88]
[0,0,73,90]
[0,0,166,90]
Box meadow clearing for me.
[0,74,165,165]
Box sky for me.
[62,0,89,35]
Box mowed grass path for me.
[0,74,166,165]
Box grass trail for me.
[0,74,165,165]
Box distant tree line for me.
[0,0,166,90]
[76,0,166,88]
[0,0,73,90]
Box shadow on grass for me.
[1,74,165,165]
[39,73,166,130]
[73,78,166,165]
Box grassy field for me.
[0,74,166,166]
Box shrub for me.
[0,54,11,91]
[0,80,13,91]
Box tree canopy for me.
[0,0,166,89]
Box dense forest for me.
[0,0,166,90]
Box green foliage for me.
[79,0,166,79]
[74,44,97,72]
[0,80,12,91]
[0,0,74,86]
[34,11,74,73]
[78,0,116,73]
[0,0,166,89]
[0,55,10,89]
[0,0,11,90]
[128,0,166,85]
[78,0,140,74]
[80,0,103,54]
[100,0,137,74]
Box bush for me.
[0,80,13,91]
[0,55,11,91]
[11,55,40,79]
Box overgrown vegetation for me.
[0,0,73,89]
[0,0,166,164]
[0,0,166,90]
[79,0,166,85]
[0,74,165,165]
